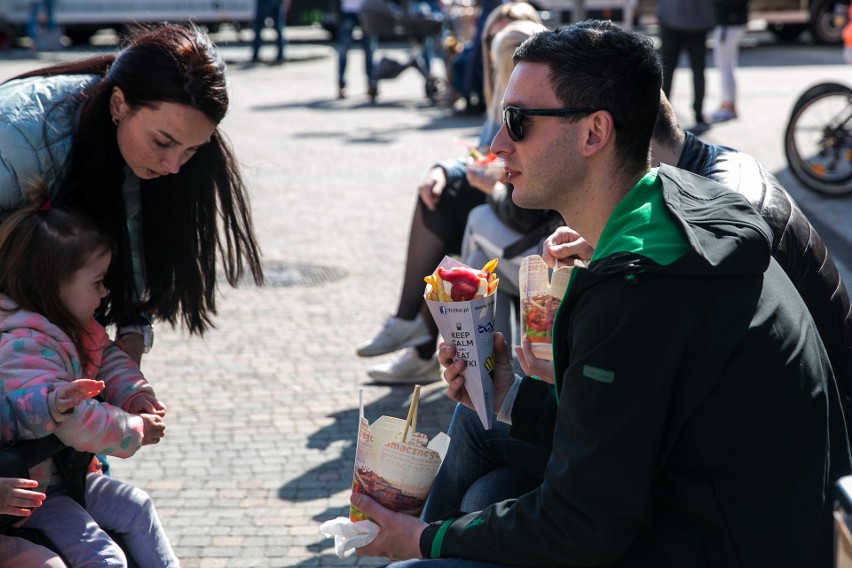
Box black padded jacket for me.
[678,132,852,432]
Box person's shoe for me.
[710,107,737,123]
[356,314,432,357]
[338,87,346,99]
[367,348,440,385]
[687,120,711,135]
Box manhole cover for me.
[253,260,348,288]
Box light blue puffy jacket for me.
[0,74,99,217]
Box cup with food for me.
[349,386,450,523]
[519,255,573,361]
[466,149,506,181]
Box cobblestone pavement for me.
[1,25,852,567]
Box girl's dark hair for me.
[0,178,114,370]
[13,23,264,334]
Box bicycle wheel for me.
[785,82,852,197]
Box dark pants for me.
[251,0,286,62]
[658,24,710,124]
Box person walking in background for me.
[26,0,60,51]
[250,0,291,64]
[711,0,749,122]
[657,0,714,131]
[337,0,378,99]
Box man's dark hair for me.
[513,20,663,176]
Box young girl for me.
[0,179,179,567]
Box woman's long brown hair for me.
[9,23,264,334]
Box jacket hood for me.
[590,165,772,278]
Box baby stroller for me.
[359,0,445,103]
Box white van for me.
[0,0,254,45]
[528,0,638,29]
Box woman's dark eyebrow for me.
[156,130,211,149]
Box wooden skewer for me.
[401,384,421,443]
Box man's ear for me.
[580,111,615,158]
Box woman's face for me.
[110,87,217,180]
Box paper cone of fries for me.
[519,255,573,361]
[349,387,450,522]
[423,256,499,429]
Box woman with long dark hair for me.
[0,23,264,364]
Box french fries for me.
[423,258,500,302]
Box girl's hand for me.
[0,478,45,517]
[54,379,105,414]
[140,413,166,445]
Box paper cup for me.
[519,256,572,361]
[349,415,450,522]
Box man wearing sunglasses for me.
[351,21,850,568]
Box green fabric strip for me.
[430,519,454,559]
[592,169,688,265]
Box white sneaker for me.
[356,314,432,357]
[367,348,440,385]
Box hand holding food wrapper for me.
[321,387,450,558]
[424,256,499,429]
[520,255,573,360]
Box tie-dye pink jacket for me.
[0,295,154,490]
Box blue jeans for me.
[338,11,377,89]
[26,473,178,567]
[420,404,549,522]
[27,0,57,41]
[251,0,286,62]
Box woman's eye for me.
[154,139,170,148]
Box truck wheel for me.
[64,28,96,45]
[768,22,807,42]
[809,0,850,44]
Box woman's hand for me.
[351,493,426,560]
[126,395,167,417]
[515,338,555,384]
[54,379,105,414]
[418,167,448,211]
[0,477,45,517]
[465,165,504,195]
[438,332,515,413]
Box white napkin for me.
[319,517,380,558]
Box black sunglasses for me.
[502,105,599,142]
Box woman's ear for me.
[110,87,127,123]
[580,111,615,158]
